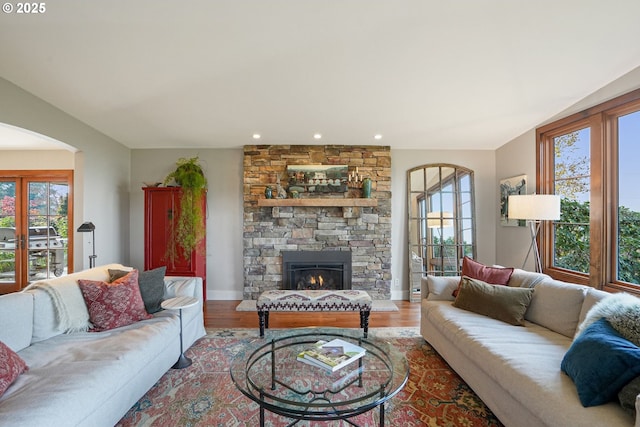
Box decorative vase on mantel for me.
[362,178,372,198]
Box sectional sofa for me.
[0,264,206,427]
[420,268,639,427]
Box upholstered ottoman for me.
[256,290,373,338]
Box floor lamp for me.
[508,195,560,273]
[427,212,454,274]
[77,222,97,268]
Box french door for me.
[0,171,73,293]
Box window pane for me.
[553,128,591,273]
[617,111,640,284]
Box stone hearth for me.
[243,145,391,300]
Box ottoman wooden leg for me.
[258,310,268,338]
[361,310,370,338]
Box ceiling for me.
[1,1,640,151]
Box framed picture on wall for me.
[500,174,527,226]
[286,164,348,193]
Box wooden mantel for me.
[257,198,378,207]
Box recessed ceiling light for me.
[374,134,383,140]
[252,134,261,140]
[313,133,322,140]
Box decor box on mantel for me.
[243,145,391,300]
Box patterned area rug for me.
[116,328,503,426]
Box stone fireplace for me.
[242,145,391,300]
[282,250,352,291]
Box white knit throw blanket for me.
[25,280,91,333]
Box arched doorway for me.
[0,123,77,293]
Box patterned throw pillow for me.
[109,266,166,314]
[452,257,514,297]
[78,270,152,332]
[0,340,28,397]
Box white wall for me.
[390,149,496,300]
[0,150,75,169]
[0,78,131,271]
[130,149,244,300]
[495,66,640,268]
[494,130,538,271]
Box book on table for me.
[297,338,366,372]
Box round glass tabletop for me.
[229,327,409,425]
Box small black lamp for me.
[77,222,97,268]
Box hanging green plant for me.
[163,156,207,261]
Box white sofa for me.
[0,264,206,427]
[420,269,638,427]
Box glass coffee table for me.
[230,328,409,426]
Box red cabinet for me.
[143,187,206,299]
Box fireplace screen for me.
[282,251,352,291]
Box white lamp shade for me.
[427,211,454,228]
[508,194,561,221]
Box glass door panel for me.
[0,181,18,288]
[27,181,69,280]
[0,171,72,293]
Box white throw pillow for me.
[426,276,459,301]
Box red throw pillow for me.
[452,257,514,297]
[78,270,152,332]
[0,340,28,397]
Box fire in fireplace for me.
[282,251,352,291]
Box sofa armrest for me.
[0,292,34,351]
[164,276,204,303]
[420,276,429,300]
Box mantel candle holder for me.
[347,168,372,198]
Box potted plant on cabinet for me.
[163,156,207,260]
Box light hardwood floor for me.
[204,300,421,329]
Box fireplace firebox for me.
[282,251,352,291]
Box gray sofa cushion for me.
[525,279,587,338]
[578,287,610,325]
[508,268,551,288]
[619,376,640,416]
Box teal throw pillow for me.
[561,318,640,407]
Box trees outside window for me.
[537,89,640,293]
